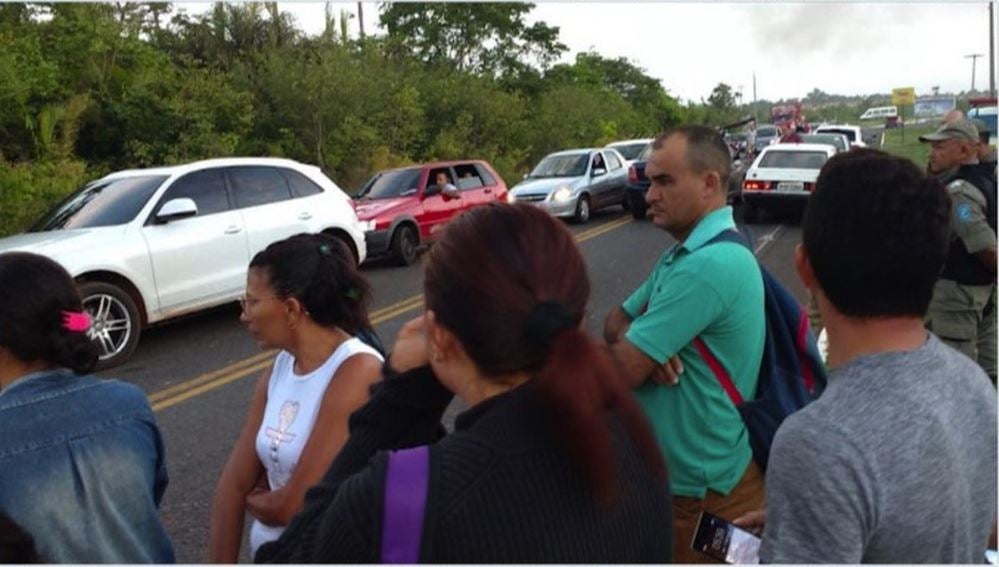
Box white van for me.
[860,106,899,120]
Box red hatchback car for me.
[353,160,507,265]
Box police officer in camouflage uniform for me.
[920,119,998,382]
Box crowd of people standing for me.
[0,122,995,564]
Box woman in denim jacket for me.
[0,252,174,563]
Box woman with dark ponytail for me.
[257,204,672,563]
[0,252,174,563]
[210,233,384,562]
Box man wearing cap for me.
[942,109,966,125]
[920,119,997,382]
[971,117,997,184]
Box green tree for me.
[379,2,565,76]
[547,52,683,132]
[705,82,740,125]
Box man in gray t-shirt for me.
[739,149,998,563]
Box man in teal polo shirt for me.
[604,125,766,563]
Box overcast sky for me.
[178,1,995,103]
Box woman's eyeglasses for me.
[239,295,280,314]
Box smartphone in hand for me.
[691,510,761,564]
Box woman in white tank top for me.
[209,235,384,563]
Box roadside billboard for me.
[891,87,916,106]
[914,97,957,117]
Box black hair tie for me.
[524,301,576,349]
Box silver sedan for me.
[507,148,629,223]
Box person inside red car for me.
[435,171,459,198]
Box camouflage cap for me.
[919,118,979,143]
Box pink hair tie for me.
[61,311,91,333]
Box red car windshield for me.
[358,168,422,199]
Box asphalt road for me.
[111,203,809,563]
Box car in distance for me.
[753,125,781,153]
[624,143,653,220]
[507,148,629,224]
[741,143,836,223]
[354,160,507,265]
[814,124,867,148]
[605,138,653,168]
[798,133,851,153]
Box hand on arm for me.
[245,354,382,526]
[255,321,453,564]
[604,306,633,344]
[209,367,271,563]
[610,338,684,389]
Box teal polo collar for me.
[680,206,737,253]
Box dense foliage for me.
[0,2,693,236]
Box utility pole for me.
[965,53,983,93]
[357,2,365,39]
[752,73,758,124]
[990,2,995,96]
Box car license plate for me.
[777,182,804,192]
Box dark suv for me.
[624,144,653,219]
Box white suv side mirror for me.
[156,198,199,223]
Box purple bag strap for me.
[381,445,430,564]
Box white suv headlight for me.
[552,186,573,202]
[506,192,516,203]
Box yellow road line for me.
[372,298,425,325]
[152,359,273,412]
[150,214,633,412]
[576,217,632,241]
[148,349,276,403]
[368,294,425,321]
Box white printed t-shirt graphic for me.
[249,338,383,556]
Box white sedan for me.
[0,158,366,368]
[814,124,867,148]
[741,143,836,223]
[605,138,653,168]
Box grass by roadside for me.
[880,123,935,167]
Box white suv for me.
[0,157,366,368]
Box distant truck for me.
[771,102,804,131]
